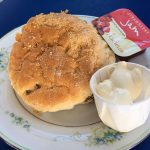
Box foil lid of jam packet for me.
[92,9,150,57]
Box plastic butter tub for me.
[90,62,150,132]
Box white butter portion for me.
[96,80,113,99]
[96,62,143,104]
[109,88,132,104]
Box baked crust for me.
[8,13,115,112]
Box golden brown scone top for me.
[8,12,115,112]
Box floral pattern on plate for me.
[5,111,31,131]
[87,123,122,145]
[0,47,9,72]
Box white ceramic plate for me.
[0,15,150,150]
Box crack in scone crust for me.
[8,13,115,112]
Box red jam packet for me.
[92,9,150,57]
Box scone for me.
[8,12,115,112]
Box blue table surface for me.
[0,0,150,149]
